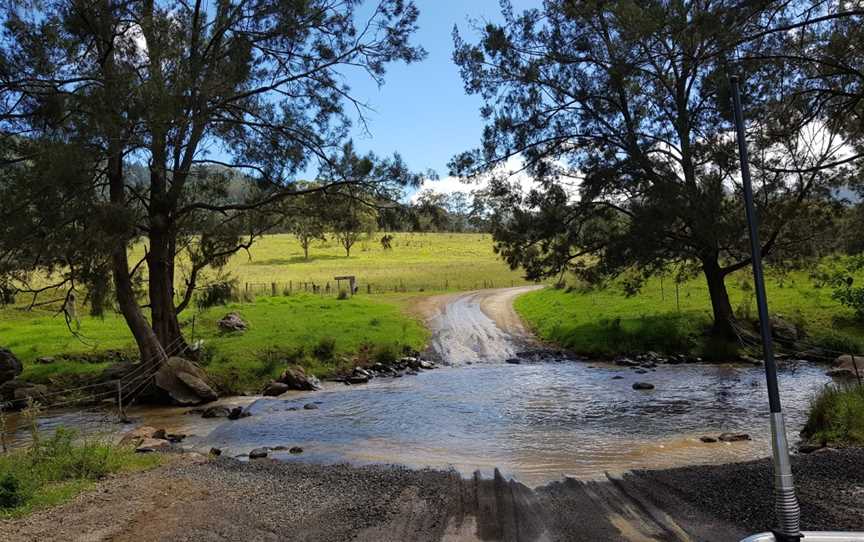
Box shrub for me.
[313,337,336,361]
[373,343,400,365]
[0,473,26,509]
[802,385,864,445]
[196,279,238,309]
[810,331,863,356]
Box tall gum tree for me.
[0,0,425,365]
[451,0,854,338]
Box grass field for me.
[515,269,864,360]
[152,232,535,294]
[3,233,523,390]
[3,293,428,392]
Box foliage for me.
[312,337,337,362]
[451,1,855,337]
[0,428,161,518]
[196,278,239,310]
[0,0,426,364]
[826,256,864,320]
[802,386,864,446]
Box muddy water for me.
[200,360,830,485]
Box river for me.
[7,288,832,486]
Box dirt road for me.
[411,286,542,364]
[5,449,863,542]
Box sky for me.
[333,0,538,199]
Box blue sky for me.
[336,1,536,187]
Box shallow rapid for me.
[201,359,829,485]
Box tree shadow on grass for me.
[548,312,709,357]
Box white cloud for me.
[411,155,542,203]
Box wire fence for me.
[236,278,532,298]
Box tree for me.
[281,186,328,260]
[331,197,378,257]
[451,0,854,338]
[0,0,424,365]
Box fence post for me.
[271,283,277,296]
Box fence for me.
[236,278,530,299]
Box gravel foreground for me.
[3,448,863,542]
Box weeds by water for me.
[0,414,161,518]
[802,385,864,446]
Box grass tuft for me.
[0,427,162,518]
[802,385,864,446]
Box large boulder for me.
[176,371,218,402]
[217,312,247,333]
[277,366,321,391]
[154,357,218,406]
[0,348,23,385]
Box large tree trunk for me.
[112,249,165,367]
[702,258,737,339]
[147,220,188,357]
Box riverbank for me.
[514,281,864,361]
[3,447,862,541]
[0,293,429,399]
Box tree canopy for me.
[451,0,862,337]
[0,0,425,364]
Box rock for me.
[202,406,231,418]
[35,356,55,365]
[832,354,864,377]
[135,438,171,453]
[719,432,751,442]
[249,447,268,459]
[289,446,303,454]
[303,403,319,410]
[278,366,321,391]
[228,406,251,420]
[827,368,855,378]
[121,426,166,447]
[769,315,800,342]
[700,436,718,443]
[166,433,185,443]
[616,358,640,367]
[0,381,48,406]
[217,312,248,333]
[154,357,218,406]
[347,367,370,384]
[505,358,521,365]
[263,382,291,397]
[611,375,624,380]
[0,348,23,385]
[209,447,222,456]
[632,382,655,390]
[176,371,218,403]
[634,369,648,374]
[798,442,824,454]
[419,360,436,370]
